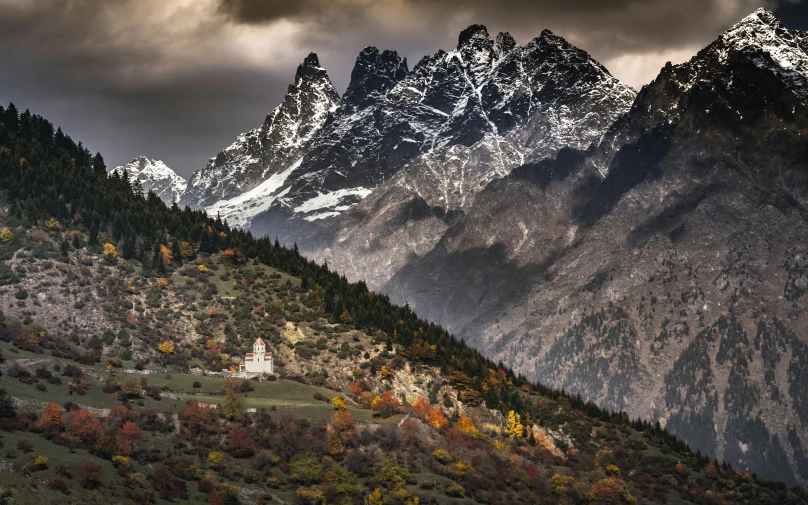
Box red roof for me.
[254,338,265,346]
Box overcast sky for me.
[0,0,806,178]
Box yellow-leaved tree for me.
[0,228,12,243]
[158,341,175,354]
[504,410,524,439]
[332,395,347,410]
[44,218,60,233]
[457,415,479,436]
[103,242,118,263]
[365,488,383,505]
[180,241,195,258]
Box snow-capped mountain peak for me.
[717,8,808,78]
[112,156,187,205]
[494,31,517,57]
[457,24,491,49]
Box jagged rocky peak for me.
[717,8,808,76]
[262,51,340,146]
[181,51,339,208]
[523,29,604,72]
[626,7,808,131]
[286,52,339,102]
[456,24,498,85]
[494,31,517,56]
[342,47,409,109]
[298,52,326,75]
[673,8,807,86]
[113,156,187,205]
[457,24,492,49]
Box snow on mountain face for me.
[112,156,187,205]
[172,25,634,233]
[182,53,339,209]
[398,27,637,212]
[205,158,300,229]
[246,25,634,236]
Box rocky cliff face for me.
[111,156,186,205]
[384,9,808,484]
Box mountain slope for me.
[384,8,808,485]
[112,156,187,205]
[1,103,806,504]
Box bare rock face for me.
[385,9,808,484]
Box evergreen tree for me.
[92,152,106,177]
[4,102,18,132]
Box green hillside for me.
[0,103,805,504]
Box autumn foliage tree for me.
[588,477,635,504]
[222,389,246,421]
[705,460,719,479]
[504,410,524,439]
[331,410,357,447]
[116,421,143,456]
[371,390,402,418]
[456,416,479,437]
[178,401,215,437]
[411,396,431,419]
[78,462,102,489]
[410,396,448,429]
[103,242,118,263]
[426,408,449,429]
[349,381,365,395]
[331,395,347,411]
[225,426,256,458]
[159,244,174,266]
[37,403,64,434]
[67,409,103,445]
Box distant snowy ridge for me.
[112,156,187,205]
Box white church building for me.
[239,337,274,374]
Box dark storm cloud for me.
[0,0,802,181]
